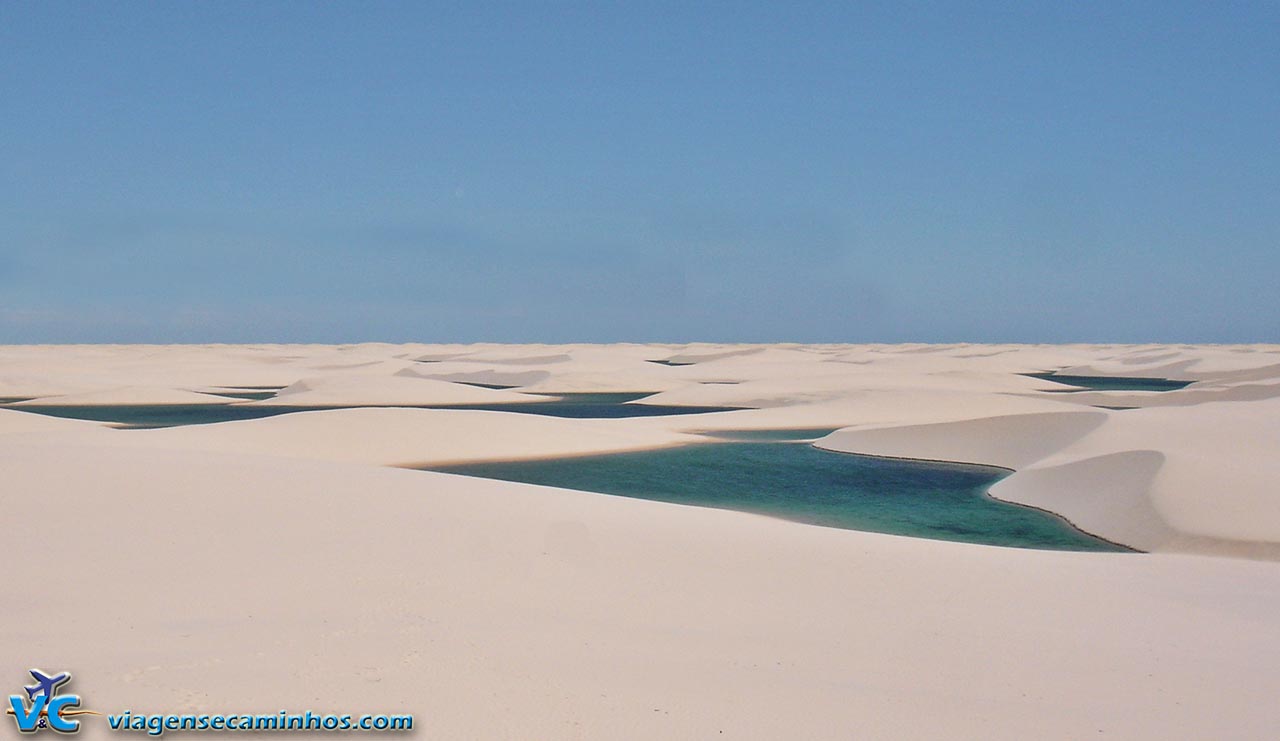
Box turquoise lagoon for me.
[429,438,1129,552]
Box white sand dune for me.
[331,345,711,395]
[446,348,575,365]
[1015,399,1280,553]
[1054,344,1280,379]
[0,374,111,399]
[125,407,700,466]
[13,386,237,406]
[988,450,1174,550]
[250,374,548,407]
[518,370,694,393]
[658,346,768,364]
[635,389,1084,436]
[638,370,1055,409]
[3,342,1280,738]
[817,410,1109,469]
[816,397,1280,558]
[1020,380,1280,409]
[397,367,552,388]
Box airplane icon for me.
[23,669,71,701]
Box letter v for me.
[9,695,46,732]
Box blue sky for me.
[1,2,1276,343]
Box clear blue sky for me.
[2,2,1276,343]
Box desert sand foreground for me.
[3,342,1280,739]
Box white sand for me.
[251,374,548,407]
[130,407,702,467]
[13,386,237,406]
[3,342,1280,739]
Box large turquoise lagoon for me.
[430,439,1129,552]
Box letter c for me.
[46,696,81,733]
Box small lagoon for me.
[1,392,740,429]
[1025,372,1192,392]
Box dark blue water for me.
[698,428,840,441]
[1025,373,1192,392]
[202,389,282,401]
[4,404,328,428]
[0,392,740,429]
[428,442,1128,552]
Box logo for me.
[7,670,95,734]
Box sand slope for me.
[817,410,1108,468]
[127,407,700,466]
[13,386,237,406]
[252,374,548,406]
